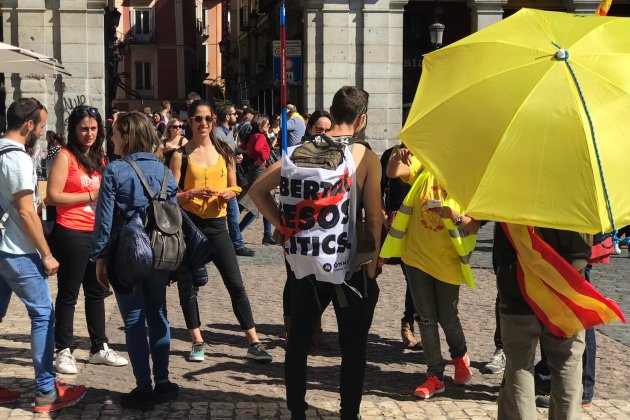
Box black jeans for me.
[177,214,255,331]
[53,225,108,353]
[401,263,416,322]
[494,292,503,349]
[285,267,379,420]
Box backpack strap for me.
[157,164,169,201]
[124,158,157,200]
[0,146,28,158]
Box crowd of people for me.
[0,87,621,420]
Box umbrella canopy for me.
[0,42,70,75]
[401,8,630,234]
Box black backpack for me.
[125,159,186,272]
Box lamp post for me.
[429,21,445,49]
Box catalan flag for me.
[501,223,625,338]
[595,0,612,16]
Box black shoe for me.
[235,247,255,257]
[154,381,179,404]
[120,388,155,412]
[262,235,277,245]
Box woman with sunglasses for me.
[46,105,128,375]
[160,118,188,168]
[170,100,272,363]
[306,110,333,136]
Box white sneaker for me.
[88,343,128,367]
[55,348,77,374]
[613,243,622,255]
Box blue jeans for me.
[0,251,56,392]
[226,197,245,250]
[239,212,272,237]
[115,270,170,391]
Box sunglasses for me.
[193,115,213,124]
[170,124,184,129]
[74,105,99,118]
[228,112,238,116]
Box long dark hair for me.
[189,99,234,167]
[66,105,105,175]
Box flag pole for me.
[280,1,288,153]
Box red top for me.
[246,133,270,166]
[55,149,102,232]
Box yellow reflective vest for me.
[380,170,477,288]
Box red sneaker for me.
[0,386,20,403]
[452,354,472,385]
[34,380,86,413]
[414,375,445,399]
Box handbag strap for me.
[125,158,170,202]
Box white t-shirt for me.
[0,138,38,255]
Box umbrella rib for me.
[570,60,630,97]
[560,18,623,51]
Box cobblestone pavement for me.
[0,222,628,419]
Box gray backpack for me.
[125,159,185,272]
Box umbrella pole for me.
[553,43,620,242]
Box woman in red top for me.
[239,114,275,244]
[47,105,128,375]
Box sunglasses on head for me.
[193,115,213,124]
[74,105,99,118]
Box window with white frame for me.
[132,9,154,42]
[135,61,153,97]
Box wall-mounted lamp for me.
[429,21,445,49]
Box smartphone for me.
[426,199,442,209]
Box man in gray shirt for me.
[212,104,255,257]
[0,98,87,411]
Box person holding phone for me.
[386,147,480,399]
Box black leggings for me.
[53,225,108,353]
[177,214,255,331]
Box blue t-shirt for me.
[0,138,38,255]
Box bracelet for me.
[42,254,53,261]
[88,190,93,201]
[453,214,464,226]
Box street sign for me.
[273,40,301,57]
[273,56,302,85]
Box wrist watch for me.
[453,214,464,226]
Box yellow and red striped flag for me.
[595,0,612,16]
[501,223,625,338]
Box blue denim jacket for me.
[89,152,178,261]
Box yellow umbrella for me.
[400,8,630,234]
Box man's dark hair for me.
[329,86,369,126]
[186,91,201,102]
[6,98,46,131]
[217,104,235,122]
